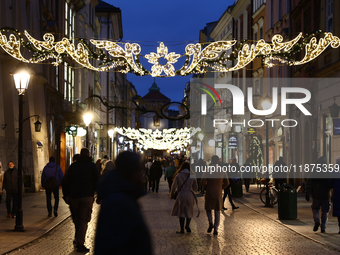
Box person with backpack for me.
[41,157,64,217]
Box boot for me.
[185,218,191,232]
[176,217,185,233]
[207,222,213,233]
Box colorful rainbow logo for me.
[197,82,222,106]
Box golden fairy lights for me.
[114,127,201,151]
[0,28,339,77]
[144,42,181,76]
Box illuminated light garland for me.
[292,32,340,65]
[144,42,181,76]
[90,40,146,75]
[0,31,29,62]
[114,127,201,150]
[180,41,236,75]
[0,28,339,76]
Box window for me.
[56,66,59,91]
[260,27,263,39]
[270,0,274,27]
[326,0,333,32]
[64,63,74,103]
[65,2,75,41]
[278,0,282,20]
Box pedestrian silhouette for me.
[3,161,18,218]
[94,151,152,255]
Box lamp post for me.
[83,113,93,148]
[261,95,272,207]
[11,63,33,231]
[198,133,204,159]
[219,124,227,162]
[108,129,114,159]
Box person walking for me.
[150,159,163,193]
[222,159,239,210]
[165,161,176,192]
[273,156,287,190]
[94,151,152,255]
[200,155,229,236]
[328,156,340,234]
[170,162,198,233]
[0,162,4,203]
[3,161,18,218]
[305,156,331,233]
[41,157,64,217]
[145,158,153,191]
[62,148,100,253]
[242,158,251,192]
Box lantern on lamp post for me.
[10,62,33,232]
[261,95,273,207]
[83,113,93,148]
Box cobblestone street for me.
[7,180,340,255]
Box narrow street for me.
[7,180,340,255]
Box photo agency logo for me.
[200,83,312,128]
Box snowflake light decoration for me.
[144,42,181,77]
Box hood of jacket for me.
[97,169,144,201]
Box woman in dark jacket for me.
[94,151,152,255]
[150,160,163,193]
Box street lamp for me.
[198,133,204,159]
[219,124,227,162]
[10,62,33,232]
[108,129,114,159]
[261,95,272,207]
[83,113,93,148]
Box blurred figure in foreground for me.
[94,151,152,255]
[328,156,340,234]
[305,156,331,233]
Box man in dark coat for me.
[306,156,331,233]
[94,151,152,255]
[62,148,100,253]
[150,160,163,193]
[3,161,18,218]
[41,156,64,217]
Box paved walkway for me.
[1,180,339,255]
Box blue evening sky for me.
[105,0,234,102]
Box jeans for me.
[152,179,160,192]
[312,198,331,230]
[46,187,60,212]
[167,178,173,191]
[206,210,220,229]
[6,192,18,215]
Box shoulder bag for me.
[173,174,190,199]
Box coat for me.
[201,175,229,211]
[150,161,162,180]
[170,169,198,218]
[3,167,18,193]
[62,156,100,198]
[94,169,152,255]
[41,162,64,186]
[328,169,340,217]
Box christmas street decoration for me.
[114,127,200,150]
[0,28,339,77]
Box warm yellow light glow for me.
[83,113,93,126]
[108,129,114,138]
[114,127,200,150]
[0,30,339,77]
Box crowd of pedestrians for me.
[1,150,340,254]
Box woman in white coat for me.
[170,162,198,233]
